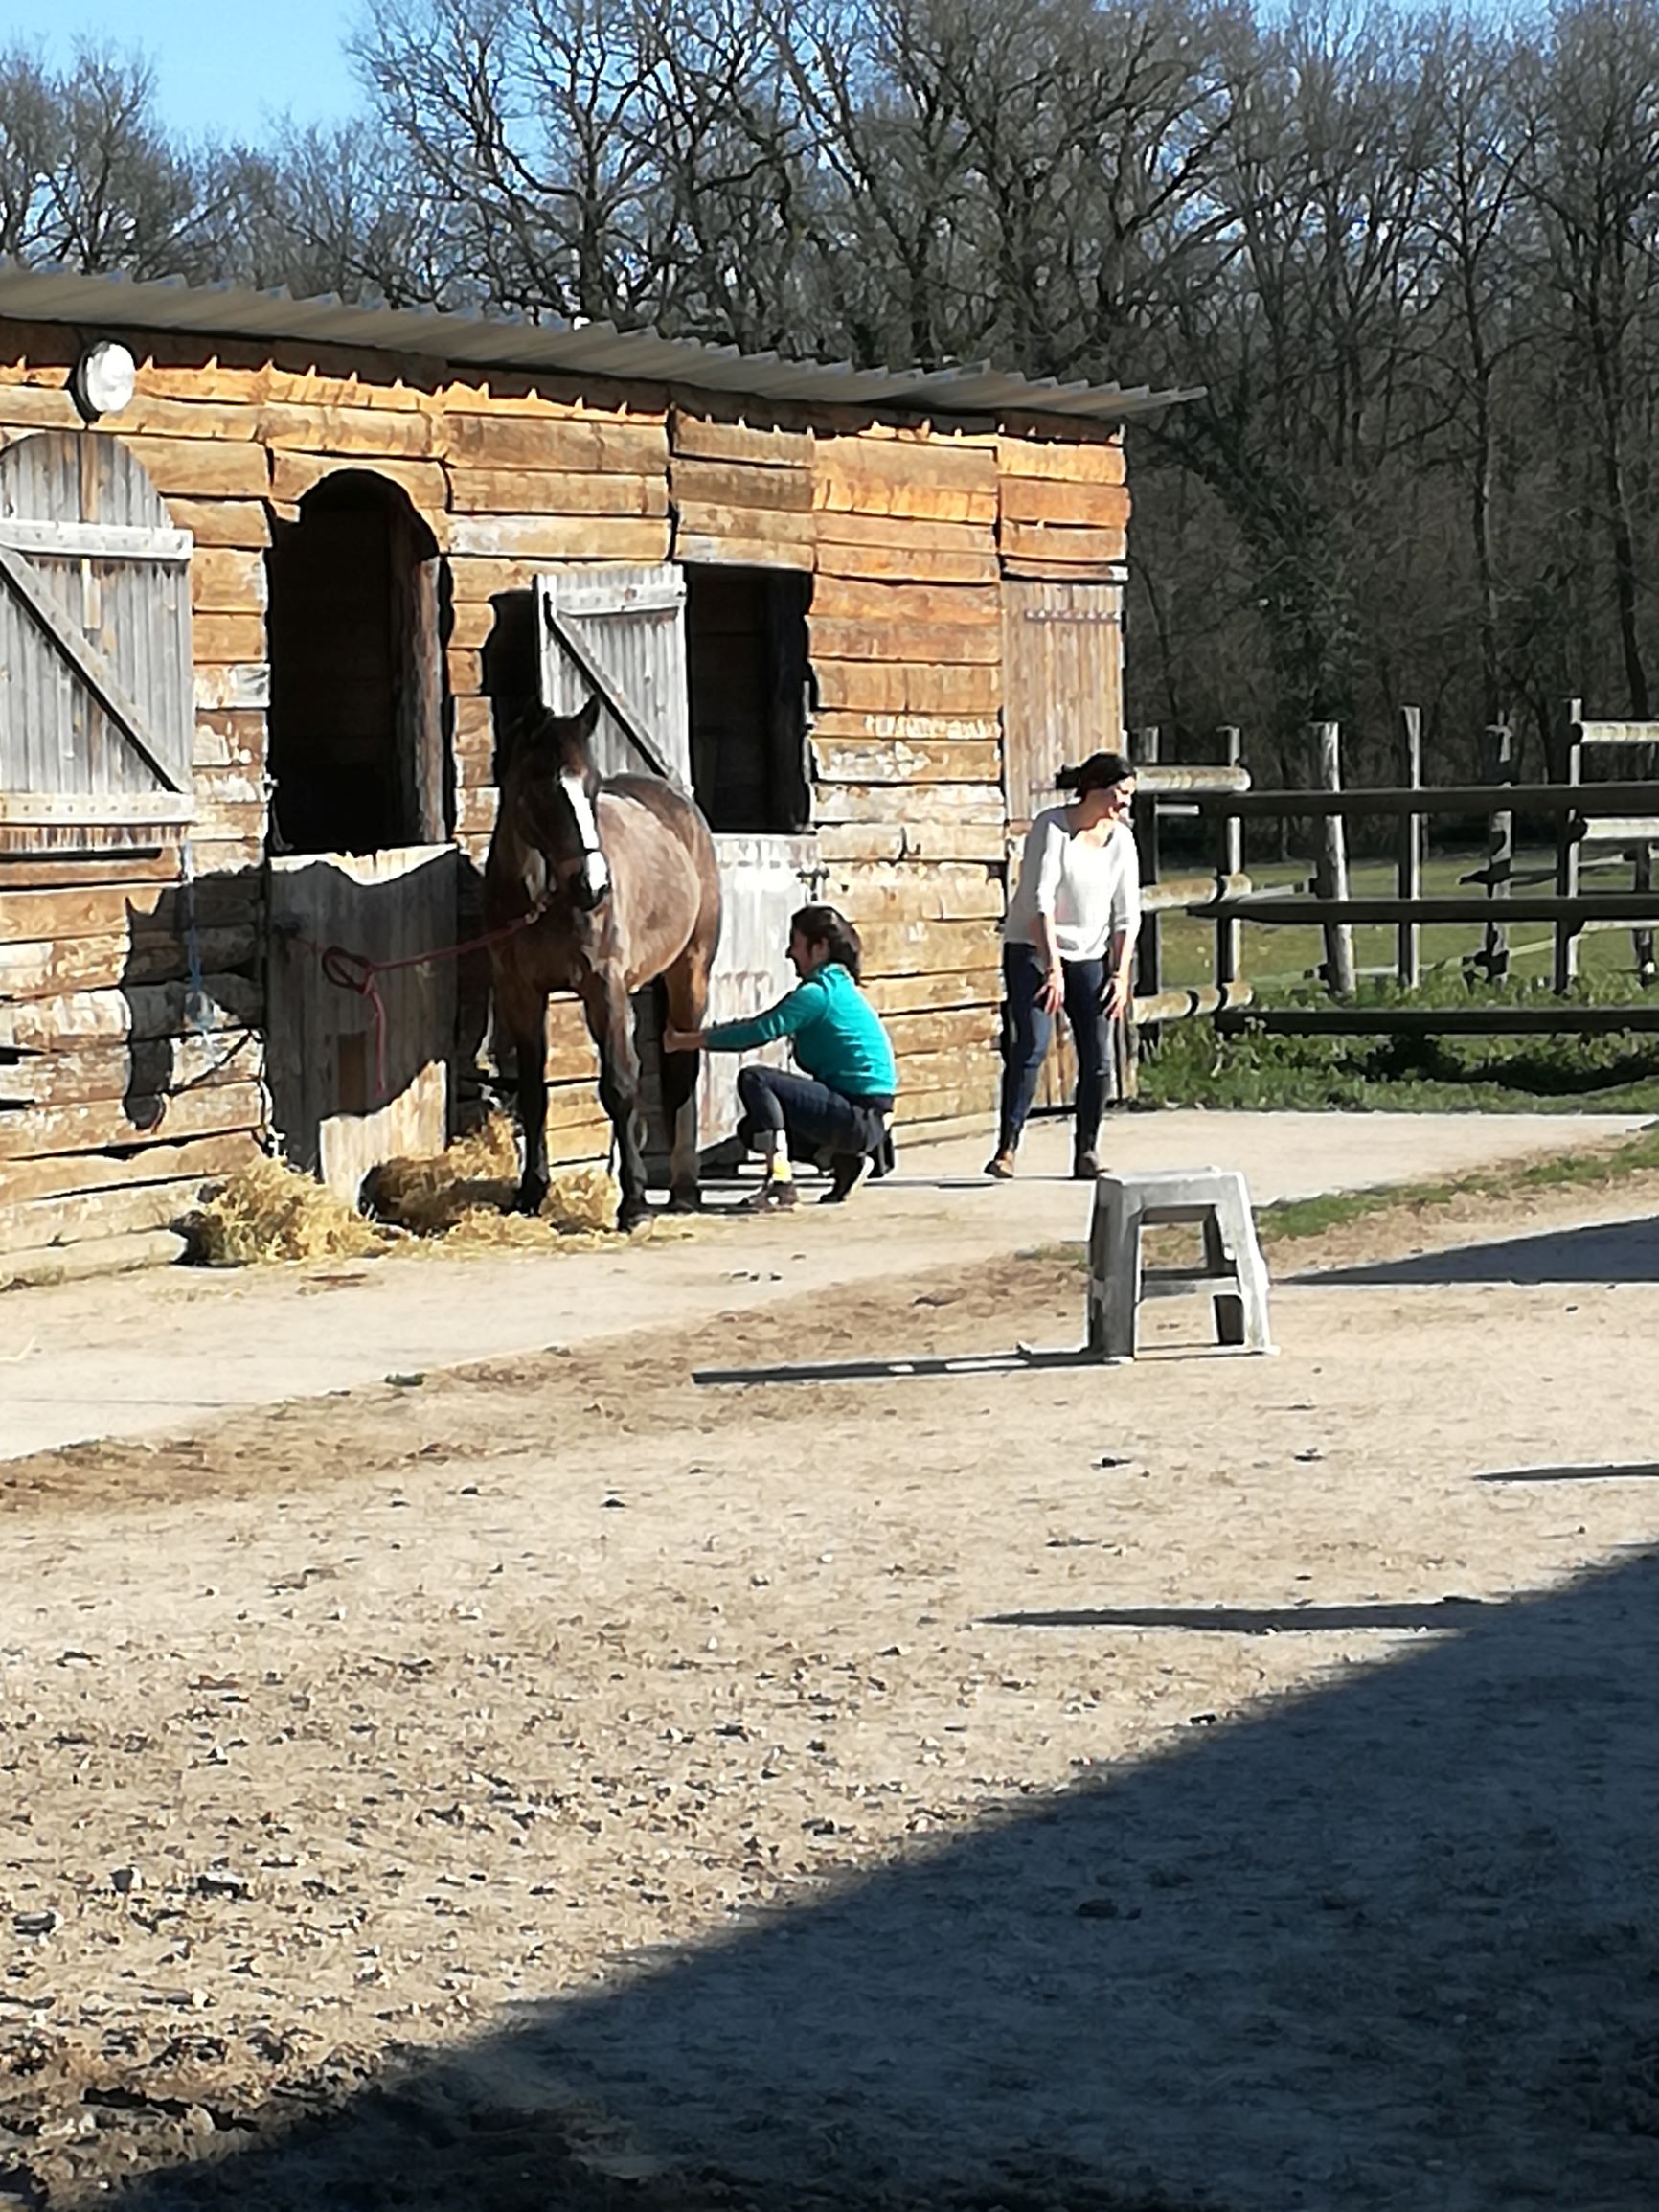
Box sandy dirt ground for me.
[1,1181,1657,2211]
[4,1107,1648,1461]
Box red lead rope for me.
[288,901,549,1105]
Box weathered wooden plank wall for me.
[0,317,1132,1254]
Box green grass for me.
[1159,845,1651,992]
[1143,845,1659,1114]
[1029,1125,1659,1268]
[1140,978,1659,1113]
[1256,1121,1659,1243]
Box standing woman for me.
[664,903,897,1210]
[987,750,1141,1181]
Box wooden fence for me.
[1123,739,1257,1083]
[1131,704,1659,1038]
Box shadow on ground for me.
[1480,1461,1659,1485]
[986,1598,1494,1634]
[1292,1216,1659,1287]
[102,1549,1659,2212]
[693,1345,1097,1387]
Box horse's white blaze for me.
[561,771,610,899]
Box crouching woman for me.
[664,904,897,1210]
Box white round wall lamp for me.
[71,339,138,422]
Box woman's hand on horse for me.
[663,1025,703,1054]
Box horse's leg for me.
[582,973,649,1232]
[504,986,551,1215]
[660,952,710,1212]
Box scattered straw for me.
[189,1117,694,1268]
[368,1118,618,1243]
[189,1156,389,1266]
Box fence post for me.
[1477,721,1514,983]
[1634,845,1656,987]
[1132,723,1162,1003]
[1554,697,1582,993]
[1116,723,1161,1102]
[1216,724,1243,991]
[1397,706,1421,990]
[1309,719,1355,996]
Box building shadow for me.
[985,1597,1493,1634]
[693,1344,1100,1387]
[1478,1460,1659,1485]
[1292,1215,1659,1287]
[118,870,264,1143]
[93,1547,1659,2211]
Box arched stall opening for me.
[262,469,459,1195]
[265,470,446,855]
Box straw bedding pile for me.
[365,1116,619,1243]
[188,1155,390,1266]
[190,1117,630,1266]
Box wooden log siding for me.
[813,428,1009,1026]
[669,412,815,568]
[0,398,264,1256]
[0,336,1155,1196]
[806,485,1008,1122]
[995,429,1128,582]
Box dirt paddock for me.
[2,1183,1658,2212]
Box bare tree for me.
[1415,14,1530,728]
[212,124,453,305]
[0,44,206,276]
[1517,0,1659,719]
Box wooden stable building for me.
[0,264,1187,1272]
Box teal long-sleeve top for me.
[703,962,897,1100]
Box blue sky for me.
[1,0,365,142]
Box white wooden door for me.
[699,832,819,1143]
[0,430,194,838]
[536,565,691,787]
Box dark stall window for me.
[684,565,811,833]
[266,471,443,856]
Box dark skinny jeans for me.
[736,1064,893,1164]
[997,940,1115,1155]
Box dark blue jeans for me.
[997,941,1116,1154]
[736,1064,893,1164]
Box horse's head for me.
[508,696,610,912]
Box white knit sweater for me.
[1003,808,1142,963]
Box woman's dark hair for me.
[1057,749,1134,795]
[791,902,863,980]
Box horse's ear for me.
[572,696,602,751]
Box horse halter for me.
[557,769,611,912]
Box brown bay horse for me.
[484,698,721,1230]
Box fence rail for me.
[1216,1003,1659,1037]
[1129,702,1659,1042]
[1189,780,1659,818]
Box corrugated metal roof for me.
[0,261,1201,424]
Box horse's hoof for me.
[516,1181,548,1218]
[617,1204,651,1235]
[666,1188,702,1215]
